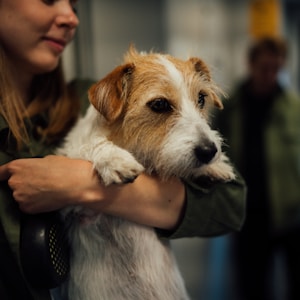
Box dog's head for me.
[89,46,223,120]
[88,46,225,178]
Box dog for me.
[57,46,235,300]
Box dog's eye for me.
[147,98,172,113]
[198,92,207,109]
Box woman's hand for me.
[0,155,186,230]
[0,155,100,213]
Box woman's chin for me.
[32,58,61,75]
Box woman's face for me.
[0,0,79,75]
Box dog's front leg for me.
[79,137,145,186]
[197,153,236,182]
[58,105,144,186]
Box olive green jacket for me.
[0,79,246,300]
[217,82,300,235]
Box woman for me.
[0,0,246,299]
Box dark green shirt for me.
[217,80,300,235]
[0,79,246,300]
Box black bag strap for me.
[20,211,70,289]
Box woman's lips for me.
[43,37,67,53]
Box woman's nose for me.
[55,5,79,29]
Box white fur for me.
[59,106,144,186]
[57,49,235,300]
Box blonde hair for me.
[0,46,80,149]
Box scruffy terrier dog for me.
[58,47,235,300]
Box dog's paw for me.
[196,153,236,182]
[203,161,236,182]
[93,147,145,186]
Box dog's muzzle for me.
[194,142,217,165]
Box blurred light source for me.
[249,0,282,38]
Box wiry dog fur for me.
[57,47,235,300]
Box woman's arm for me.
[0,155,246,235]
[0,155,185,230]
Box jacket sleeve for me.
[157,169,247,239]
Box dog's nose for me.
[194,143,217,164]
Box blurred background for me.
[64,0,300,93]
[63,0,300,299]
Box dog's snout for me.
[194,142,217,165]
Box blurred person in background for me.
[216,37,300,300]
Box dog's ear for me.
[211,93,224,110]
[189,57,212,81]
[189,57,224,110]
[88,63,135,122]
